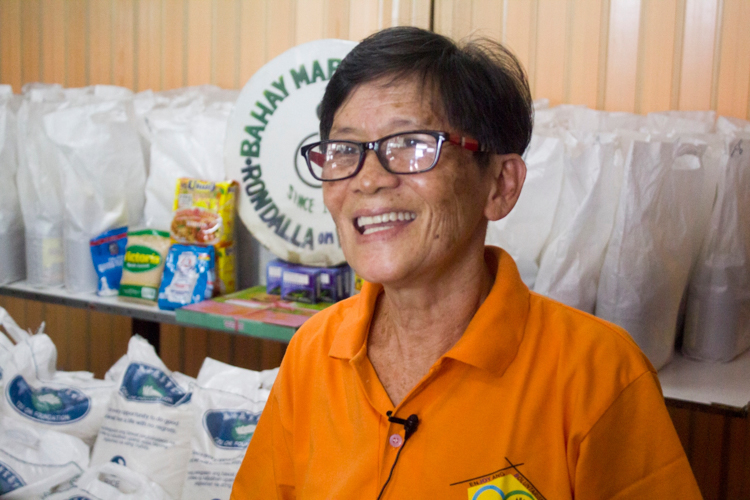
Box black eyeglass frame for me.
[300,130,485,182]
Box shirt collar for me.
[328,246,530,375]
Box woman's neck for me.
[367,247,494,404]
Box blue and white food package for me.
[181,358,272,500]
[0,416,89,499]
[0,331,116,447]
[265,259,290,295]
[44,462,171,500]
[318,265,351,303]
[281,266,321,304]
[91,335,194,500]
[90,227,128,297]
[157,244,215,310]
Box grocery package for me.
[142,86,238,231]
[44,462,171,500]
[158,244,215,310]
[171,178,238,295]
[596,133,720,369]
[0,416,89,499]
[181,358,272,500]
[118,229,171,304]
[266,259,290,295]
[281,265,321,304]
[0,85,25,286]
[645,110,716,135]
[485,131,565,287]
[91,335,194,499]
[43,85,146,293]
[318,265,352,303]
[0,306,55,382]
[90,227,128,297]
[534,130,624,313]
[15,84,68,287]
[0,327,116,447]
[683,132,750,361]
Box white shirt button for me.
[389,434,403,448]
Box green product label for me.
[123,246,162,272]
[119,284,158,301]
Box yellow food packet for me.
[171,179,238,246]
[214,243,236,295]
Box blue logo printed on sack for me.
[69,497,94,500]
[6,375,91,424]
[119,363,191,406]
[0,460,25,494]
[203,409,261,449]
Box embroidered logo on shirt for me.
[467,474,536,499]
[452,458,546,500]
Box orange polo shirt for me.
[231,247,701,499]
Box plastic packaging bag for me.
[91,335,193,500]
[118,229,171,304]
[534,131,624,313]
[682,132,750,361]
[90,227,128,297]
[0,85,25,285]
[42,85,146,293]
[0,416,89,499]
[15,84,67,287]
[157,244,215,310]
[0,335,116,447]
[486,132,565,287]
[44,462,172,500]
[595,133,720,369]
[181,358,272,500]
[142,86,238,231]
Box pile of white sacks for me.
[488,102,750,369]
[0,83,237,293]
[0,306,276,500]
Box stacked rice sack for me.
[488,107,748,369]
[0,308,276,499]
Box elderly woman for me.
[231,27,701,499]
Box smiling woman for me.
[230,27,703,500]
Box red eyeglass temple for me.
[447,133,482,152]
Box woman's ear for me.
[484,153,527,221]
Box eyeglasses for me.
[300,130,485,182]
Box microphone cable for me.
[376,412,419,500]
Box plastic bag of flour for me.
[142,87,238,231]
[0,85,25,286]
[15,84,69,287]
[595,133,720,369]
[91,335,193,499]
[682,132,750,362]
[42,85,146,293]
[534,131,624,313]
[0,416,89,499]
[44,462,171,500]
[181,358,272,500]
[0,333,116,447]
[486,132,565,287]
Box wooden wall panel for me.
[41,0,65,85]
[89,0,114,85]
[714,0,750,119]
[0,0,22,91]
[66,0,88,88]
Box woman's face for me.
[323,78,494,287]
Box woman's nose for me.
[353,150,399,193]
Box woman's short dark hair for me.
[319,26,533,159]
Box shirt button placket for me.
[389,433,403,448]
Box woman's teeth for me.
[356,211,416,234]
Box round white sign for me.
[225,39,357,266]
